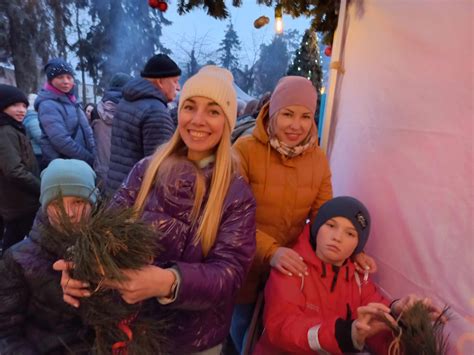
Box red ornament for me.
[324,45,332,57]
[148,0,167,11]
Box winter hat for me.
[178,65,237,130]
[0,84,28,112]
[109,72,132,89]
[269,76,317,118]
[140,54,182,78]
[310,196,371,255]
[40,159,98,211]
[44,58,75,82]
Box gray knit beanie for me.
[40,159,98,211]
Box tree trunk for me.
[75,8,87,104]
[6,2,39,93]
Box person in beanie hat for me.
[40,158,98,215]
[309,196,371,255]
[105,54,181,196]
[230,76,375,353]
[109,72,132,88]
[91,72,132,187]
[0,158,95,354]
[35,58,96,167]
[55,65,256,354]
[141,53,182,78]
[44,58,75,82]
[0,84,40,252]
[254,196,444,355]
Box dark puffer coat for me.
[0,112,40,221]
[0,212,93,354]
[106,78,176,195]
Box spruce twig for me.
[384,301,450,355]
[42,200,169,354]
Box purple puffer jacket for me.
[112,156,256,353]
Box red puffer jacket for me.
[255,225,392,355]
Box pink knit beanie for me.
[269,76,317,118]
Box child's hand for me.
[354,251,377,274]
[391,295,446,322]
[53,259,91,308]
[270,247,308,277]
[352,303,395,347]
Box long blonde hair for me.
[133,121,237,256]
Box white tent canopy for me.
[323,1,473,353]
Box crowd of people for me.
[0,53,443,354]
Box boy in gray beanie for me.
[0,158,96,354]
[255,196,443,355]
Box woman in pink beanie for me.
[231,76,376,353]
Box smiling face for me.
[178,96,226,161]
[3,102,27,122]
[46,196,92,227]
[51,74,74,93]
[273,105,314,147]
[315,216,359,266]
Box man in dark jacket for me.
[106,54,181,195]
[0,85,40,252]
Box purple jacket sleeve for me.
[110,158,148,209]
[172,180,256,310]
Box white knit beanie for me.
[178,65,237,130]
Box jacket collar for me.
[295,225,357,292]
[0,112,25,133]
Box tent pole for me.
[320,0,348,154]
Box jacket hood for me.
[102,88,123,104]
[252,102,271,145]
[122,77,168,104]
[34,88,70,111]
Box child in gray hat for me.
[0,158,97,354]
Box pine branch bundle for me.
[385,301,450,355]
[42,202,169,354]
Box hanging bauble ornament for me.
[148,0,167,12]
[157,1,168,11]
[148,0,159,8]
[324,45,332,57]
[254,16,270,29]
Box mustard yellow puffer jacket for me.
[234,104,333,303]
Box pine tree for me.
[287,29,322,96]
[218,22,241,70]
[253,36,290,96]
